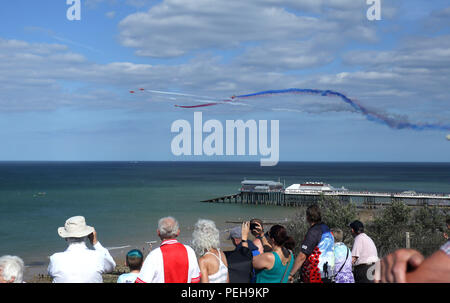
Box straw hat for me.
[58,216,94,238]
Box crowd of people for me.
[1,209,449,284]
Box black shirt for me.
[300,222,325,256]
[224,241,258,283]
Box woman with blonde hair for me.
[331,228,354,283]
[192,219,229,283]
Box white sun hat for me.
[58,216,95,238]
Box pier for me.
[202,180,286,205]
[201,180,450,209]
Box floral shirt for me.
[333,242,354,283]
[440,241,450,257]
[300,223,335,283]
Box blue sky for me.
[0,0,449,162]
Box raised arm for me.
[241,221,250,249]
[89,230,116,273]
[252,222,272,253]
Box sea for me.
[0,161,449,280]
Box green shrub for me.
[409,206,448,256]
[318,195,358,246]
[286,206,309,255]
[364,202,447,257]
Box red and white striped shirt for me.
[135,239,200,283]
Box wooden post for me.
[405,232,410,249]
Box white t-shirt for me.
[117,272,139,283]
[48,241,116,283]
[351,233,378,266]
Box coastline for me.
[2,161,446,283]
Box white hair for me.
[0,255,24,283]
[192,219,220,256]
[158,216,180,239]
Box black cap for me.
[349,220,364,233]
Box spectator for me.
[253,224,295,283]
[229,225,260,257]
[136,216,200,283]
[47,216,116,283]
[288,204,335,283]
[443,218,450,240]
[117,249,144,283]
[225,222,259,283]
[330,228,354,283]
[379,240,450,283]
[0,255,24,283]
[192,219,229,283]
[250,219,272,254]
[349,220,379,283]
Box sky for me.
[0,0,449,162]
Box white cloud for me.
[236,39,336,71]
[1,1,449,131]
[117,0,377,58]
[343,35,450,69]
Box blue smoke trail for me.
[234,88,450,131]
[135,87,450,131]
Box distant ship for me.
[285,182,347,194]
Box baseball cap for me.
[228,226,242,239]
[126,249,143,258]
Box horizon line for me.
[0,160,449,164]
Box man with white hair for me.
[0,255,24,283]
[136,216,200,283]
[47,215,116,283]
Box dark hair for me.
[250,218,263,230]
[126,249,143,271]
[250,218,263,225]
[268,225,295,251]
[446,218,450,226]
[306,204,322,224]
[349,220,364,234]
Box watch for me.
[241,239,247,242]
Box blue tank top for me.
[256,251,294,283]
